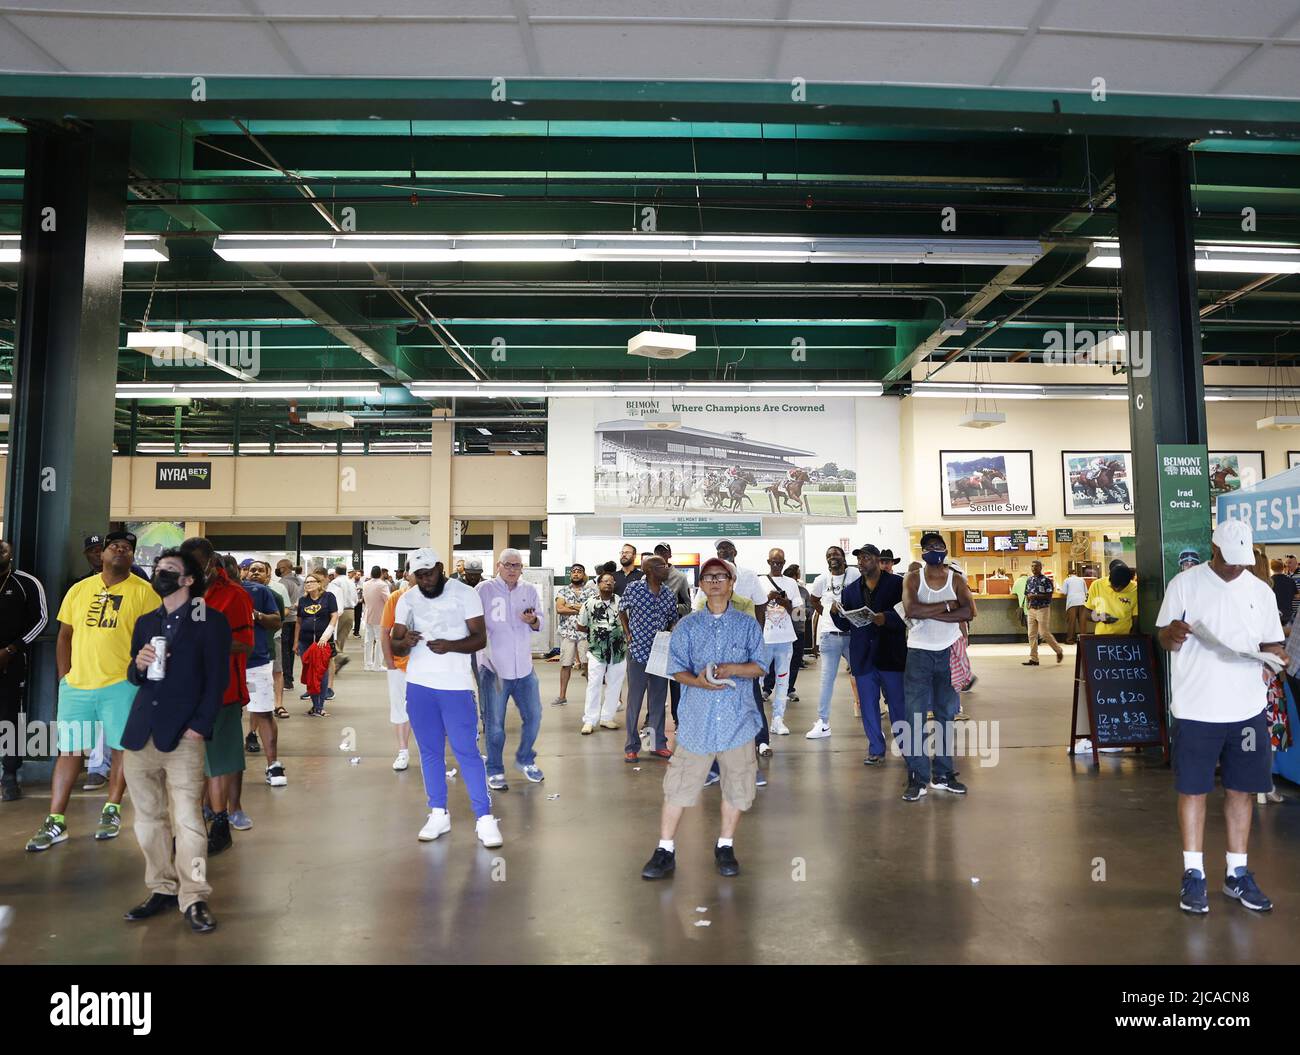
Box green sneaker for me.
[94,804,122,841]
[26,815,68,852]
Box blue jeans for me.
[406,684,491,817]
[816,632,851,724]
[480,668,541,777]
[902,646,959,782]
[854,668,905,757]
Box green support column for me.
[1115,141,1208,632]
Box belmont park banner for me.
[593,397,856,522]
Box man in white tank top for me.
[900,532,977,802]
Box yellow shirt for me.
[1087,578,1138,635]
[57,573,159,689]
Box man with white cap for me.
[389,547,502,847]
[1157,518,1285,915]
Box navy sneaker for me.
[902,772,928,802]
[702,769,720,788]
[1179,869,1209,914]
[1223,869,1273,912]
[929,773,968,795]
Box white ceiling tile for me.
[1004,36,1258,95]
[276,23,530,77]
[777,28,1024,85]
[785,0,1041,28]
[1044,0,1300,40]
[1214,44,1300,96]
[533,24,778,78]
[526,0,786,18]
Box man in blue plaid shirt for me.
[641,557,767,881]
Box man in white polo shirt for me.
[1157,519,1285,915]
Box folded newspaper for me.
[1188,622,1284,672]
[836,604,877,628]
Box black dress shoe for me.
[245,732,260,753]
[207,814,232,855]
[184,901,217,933]
[124,892,178,920]
[640,847,676,880]
[715,844,740,877]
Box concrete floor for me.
[1,641,1298,965]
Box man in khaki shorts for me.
[641,556,767,880]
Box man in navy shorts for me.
[1157,519,1285,915]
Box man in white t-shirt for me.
[806,546,861,739]
[390,547,502,848]
[1060,570,1089,645]
[1157,519,1284,916]
[757,548,802,736]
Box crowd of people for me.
[0,516,1287,928]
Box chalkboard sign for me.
[1069,634,1169,766]
[963,530,985,545]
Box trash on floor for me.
[693,919,712,928]
[348,757,362,766]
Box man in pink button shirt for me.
[476,549,543,791]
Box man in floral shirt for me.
[553,563,596,706]
[577,571,627,733]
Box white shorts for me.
[388,667,408,724]
[246,663,275,713]
[559,637,588,667]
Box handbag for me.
[949,633,972,690]
[645,630,675,679]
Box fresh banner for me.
[594,397,856,522]
[1157,445,1211,586]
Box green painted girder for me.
[2,77,1299,139]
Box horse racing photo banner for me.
[940,450,1035,517]
[1061,450,1134,517]
[593,397,856,523]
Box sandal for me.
[304,709,319,717]
[316,710,332,718]
[274,707,291,719]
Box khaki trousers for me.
[1026,606,1062,661]
[123,735,211,912]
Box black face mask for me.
[152,570,183,597]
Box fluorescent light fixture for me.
[116,381,379,400]
[939,319,969,337]
[1257,415,1300,431]
[475,427,492,436]
[126,330,208,357]
[306,411,356,430]
[213,234,1044,267]
[1087,241,1300,274]
[510,449,522,456]
[407,380,884,399]
[957,411,1006,428]
[0,234,167,264]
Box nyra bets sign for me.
[155,461,212,490]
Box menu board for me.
[1070,634,1168,765]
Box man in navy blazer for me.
[120,548,231,934]
[831,544,908,766]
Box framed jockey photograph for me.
[939,450,1035,517]
[1061,451,1133,516]
[1208,451,1264,501]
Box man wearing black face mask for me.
[0,540,48,801]
[121,548,231,933]
[900,532,977,802]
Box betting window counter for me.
[968,595,1068,641]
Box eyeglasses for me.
[701,574,732,584]
[501,562,523,570]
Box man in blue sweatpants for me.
[389,547,503,848]
[830,544,906,766]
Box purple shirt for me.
[476,577,541,680]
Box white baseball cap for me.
[1211,519,1254,566]
[408,547,443,573]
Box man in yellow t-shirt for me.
[1087,561,1138,636]
[26,531,157,853]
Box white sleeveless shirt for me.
[908,567,962,651]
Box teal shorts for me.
[56,679,137,753]
[204,704,247,779]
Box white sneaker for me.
[476,815,504,848]
[757,742,773,757]
[771,716,791,735]
[805,720,832,739]
[393,749,410,771]
[418,808,450,841]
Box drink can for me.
[147,636,167,681]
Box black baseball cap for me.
[104,530,137,549]
[83,534,103,550]
[852,543,881,557]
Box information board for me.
[1069,634,1169,765]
